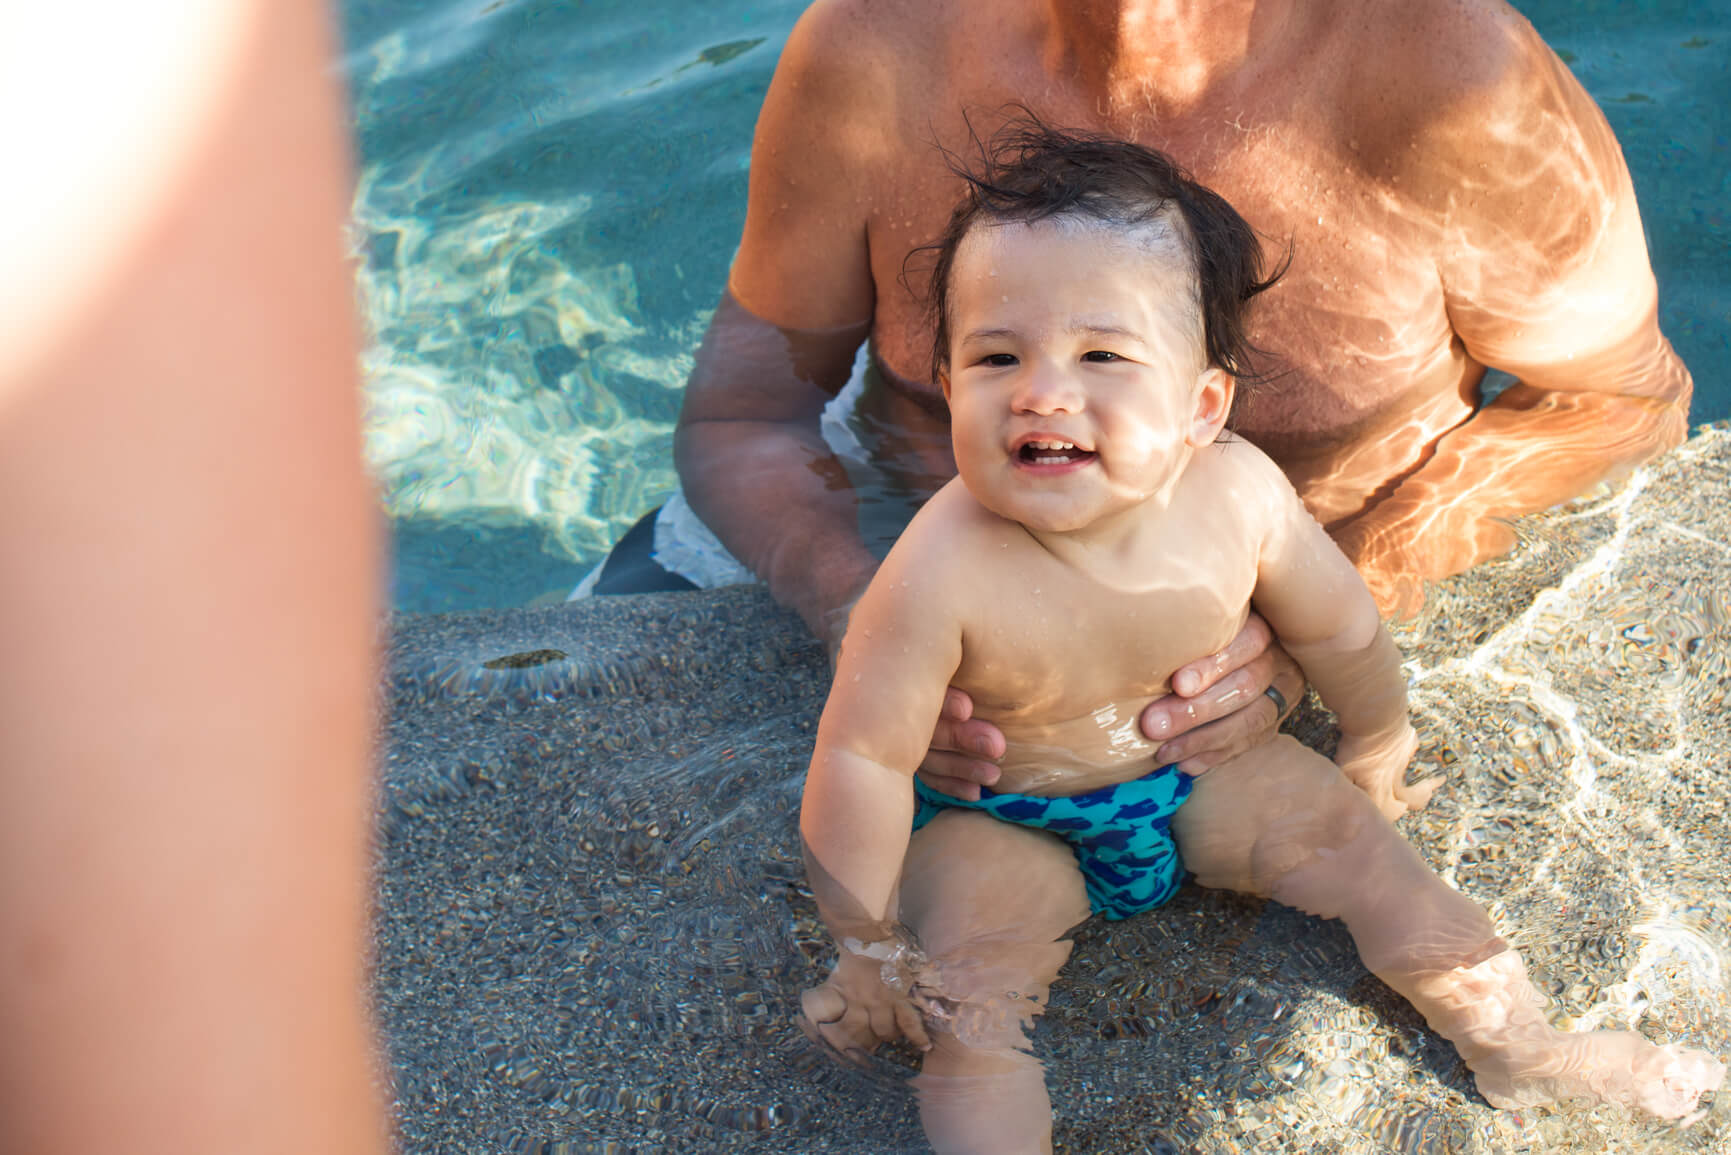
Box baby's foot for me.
[1473,1029,1724,1120]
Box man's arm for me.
[674,1,890,645]
[1334,11,1689,615]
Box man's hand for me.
[914,615,1303,799]
[1141,613,1304,776]
[913,688,1005,802]
[799,949,932,1061]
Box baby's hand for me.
[799,949,932,1060]
[1335,726,1442,822]
[1378,774,1444,822]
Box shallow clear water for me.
[374,438,1731,1151]
[339,0,1731,615]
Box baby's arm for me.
[1245,451,1440,819]
[799,528,965,1052]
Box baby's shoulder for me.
[855,481,1028,635]
[1192,435,1301,510]
[880,480,1038,585]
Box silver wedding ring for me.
[1263,684,1289,718]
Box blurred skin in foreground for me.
[0,3,389,1153]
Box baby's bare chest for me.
[951,568,1254,726]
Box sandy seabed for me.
[375,427,1731,1154]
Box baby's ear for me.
[939,369,953,403]
[1187,367,1234,446]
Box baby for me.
[797,122,1723,1153]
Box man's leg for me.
[576,508,697,595]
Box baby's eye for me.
[1081,350,1120,363]
[979,353,1018,368]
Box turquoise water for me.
[338,0,1731,615]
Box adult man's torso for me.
[837,0,1493,530]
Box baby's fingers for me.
[895,999,932,1052]
[800,985,847,1030]
[867,1001,904,1048]
[1400,775,1445,812]
[799,986,872,1064]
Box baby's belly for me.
[987,700,1166,797]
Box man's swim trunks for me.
[912,765,1192,920]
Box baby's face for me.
[942,217,1227,535]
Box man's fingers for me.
[930,715,1005,762]
[923,686,1004,802]
[1163,697,1275,776]
[915,751,1000,801]
[1168,612,1272,696]
[1144,657,1273,748]
[940,686,975,722]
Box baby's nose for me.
[1011,365,1083,414]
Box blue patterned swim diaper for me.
[912,764,1193,920]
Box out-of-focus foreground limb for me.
[0,3,390,1153]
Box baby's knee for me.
[922,940,1070,1054]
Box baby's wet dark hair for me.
[921,116,1286,387]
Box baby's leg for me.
[1173,736,1724,1119]
[896,809,1092,1155]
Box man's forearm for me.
[1337,361,1690,595]
[672,291,877,642]
[675,416,880,641]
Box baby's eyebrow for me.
[957,327,1018,343]
[1066,321,1142,341]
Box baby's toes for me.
[1635,1045,1725,1119]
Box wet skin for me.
[798,219,1723,1153]
[677,0,1691,636]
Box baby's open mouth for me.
[1017,439,1096,466]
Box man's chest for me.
[865,115,1456,436]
